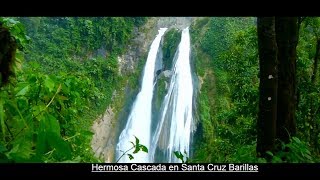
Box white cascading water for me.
[150,27,193,162]
[116,28,167,163]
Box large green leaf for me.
[15,85,30,96]
[44,75,55,92]
[139,145,148,153]
[134,135,140,145]
[133,146,140,154]
[36,113,60,153]
[80,130,94,137]
[36,114,71,160]
[36,115,48,156]
[132,136,140,154]
[46,114,60,135]
[47,132,72,160]
[174,151,184,160]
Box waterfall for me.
[150,27,193,162]
[116,28,167,163]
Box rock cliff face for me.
[118,17,196,75]
[91,17,197,162]
[117,18,157,75]
[91,107,115,162]
[157,17,195,30]
[91,18,158,162]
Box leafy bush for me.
[0,17,148,162]
[268,137,314,163]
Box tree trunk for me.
[0,25,17,87]
[311,39,320,85]
[275,17,298,144]
[257,17,278,158]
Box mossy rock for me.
[162,28,181,71]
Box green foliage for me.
[162,29,181,70]
[174,151,189,163]
[0,17,30,50]
[16,17,142,67]
[116,136,148,163]
[228,144,267,163]
[190,17,210,43]
[191,17,260,163]
[0,64,101,162]
[267,137,314,163]
[295,17,320,155]
[199,18,229,60]
[304,17,320,39]
[191,17,320,163]
[132,17,148,27]
[0,17,148,162]
[131,136,148,154]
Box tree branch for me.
[33,84,61,119]
[116,146,134,163]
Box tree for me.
[0,23,17,87]
[256,17,278,158]
[275,17,298,144]
[257,17,299,158]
